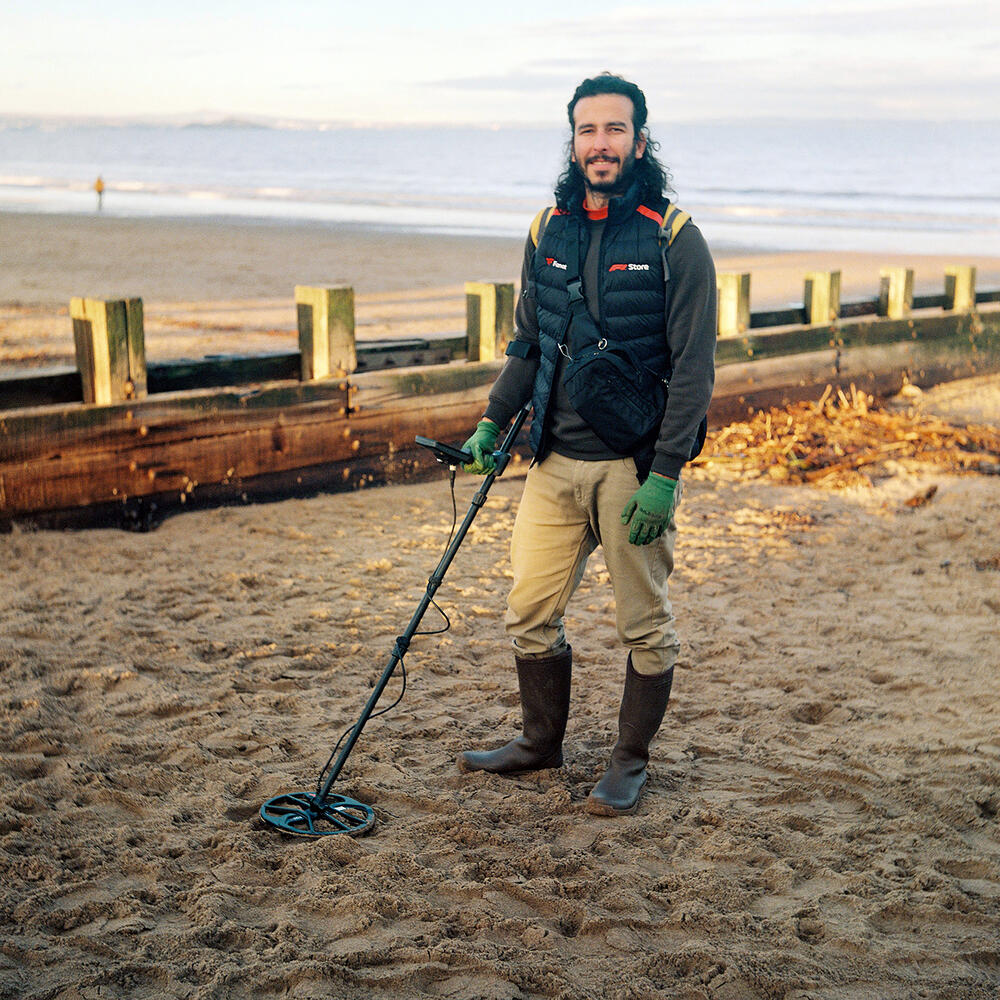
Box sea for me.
[1,119,997,256]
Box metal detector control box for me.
[415,436,473,467]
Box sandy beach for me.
[2,211,999,370]
[2,212,1000,999]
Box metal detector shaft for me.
[314,404,530,806]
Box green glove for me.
[621,472,678,545]
[461,419,500,475]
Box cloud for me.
[426,73,567,93]
[1,0,996,122]
[455,1,1000,122]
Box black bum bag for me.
[560,307,668,455]
[553,229,706,463]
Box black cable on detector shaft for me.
[313,466,462,797]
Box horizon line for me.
[3,112,1000,130]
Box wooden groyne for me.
[1,267,998,529]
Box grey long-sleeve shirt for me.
[484,215,717,480]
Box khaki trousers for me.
[505,452,681,676]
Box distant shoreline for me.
[3,208,999,309]
[3,207,999,378]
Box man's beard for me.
[578,147,639,196]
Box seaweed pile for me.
[701,384,1000,487]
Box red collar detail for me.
[584,204,609,221]
[636,204,664,225]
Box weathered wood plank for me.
[465,282,514,362]
[0,380,351,463]
[147,352,301,392]
[296,285,356,378]
[717,272,751,338]
[804,271,841,325]
[0,335,468,413]
[710,313,1000,424]
[715,312,974,366]
[3,307,999,524]
[0,368,81,409]
[70,297,145,404]
[1,408,353,514]
[126,298,147,397]
[0,385,485,517]
[749,306,806,329]
[945,266,976,312]
[879,268,914,319]
[350,359,503,408]
[3,311,992,464]
[5,281,998,413]
[354,335,465,371]
[1,436,523,531]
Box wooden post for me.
[465,282,514,362]
[70,297,146,405]
[295,285,356,379]
[717,272,751,338]
[944,266,976,312]
[803,271,841,326]
[878,267,914,318]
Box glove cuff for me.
[477,419,500,442]
[641,472,677,504]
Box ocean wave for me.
[693,201,999,233]
[3,171,994,237]
[1,114,998,257]
[690,185,1000,204]
[0,175,53,186]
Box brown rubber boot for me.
[459,646,572,774]
[585,655,673,816]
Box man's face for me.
[571,93,647,196]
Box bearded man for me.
[458,72,717,815]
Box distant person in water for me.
[95,176,105,211]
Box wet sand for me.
[2,210,998,370]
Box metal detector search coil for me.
[259,791,375,837]
[259,405,530,839]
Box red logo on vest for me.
[609,263,651,272]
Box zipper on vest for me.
[577,217,591,318]
[595,221,606,330]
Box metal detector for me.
[260,405,530,838]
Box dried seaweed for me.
[697,384,1000,488]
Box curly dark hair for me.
[554,72,673,210]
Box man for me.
[459,73,717,816]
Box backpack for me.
[529,203,691,281]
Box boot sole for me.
[457,754,563,775]
[584,796,640,816]
[584,772,647,816]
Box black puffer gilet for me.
[529,189,672,460]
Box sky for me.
[2,0,998,125]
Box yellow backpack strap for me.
[658,204,691,282]
[659,204,691,247]
[530,206,555,248]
